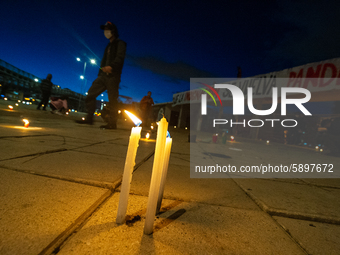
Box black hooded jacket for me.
[40,74,53,93]
[98,38,126,77]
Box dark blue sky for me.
[1,0,339,103]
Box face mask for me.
[104,30,112,39]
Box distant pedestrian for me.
[140,91,154,127]
[76,21,126,129]
[37,74,53,110]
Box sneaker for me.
[75,119,93,125]
[100,123,117,129]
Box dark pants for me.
[85,74,119,125]
[141,107,152,127]
[37,91,50,110]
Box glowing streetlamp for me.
[76,58,96,111]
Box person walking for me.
[76,21,126,129]
[37,74,53,110]
[140,91,154,127]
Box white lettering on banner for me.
[211,85,311,116]
[175,58,340,106]
[288,62,340,88]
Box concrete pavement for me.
[0,99,340,254]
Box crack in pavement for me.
[0,137,123,162]
[230,179,310,254]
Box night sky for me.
[1,0,339,104]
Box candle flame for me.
[146,133,150,139]
[230,136,235,141]
[124,110,142,126]
[23,119,29,128]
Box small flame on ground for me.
[8,105,13,110]
[23,119,29,128]
[146,133,150,139]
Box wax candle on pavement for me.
[116,111,142,224]
[144,117,168,234]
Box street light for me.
[76,58,96,111]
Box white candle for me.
[116,126,142,224]
[156,137,172,214]
[144,117,168,234]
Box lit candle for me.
[156,134,172,214]
[23,119,29,128]
[8,105,13,110]
[116,111,142,224]
[144,117,168,235]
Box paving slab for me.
[0,167,108,255]
[58,193,304,255]
[274,216,340,255]
[128,157,259,210]
[234,178,340,220]
[1,144,153,185]
[0,123,155,184]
